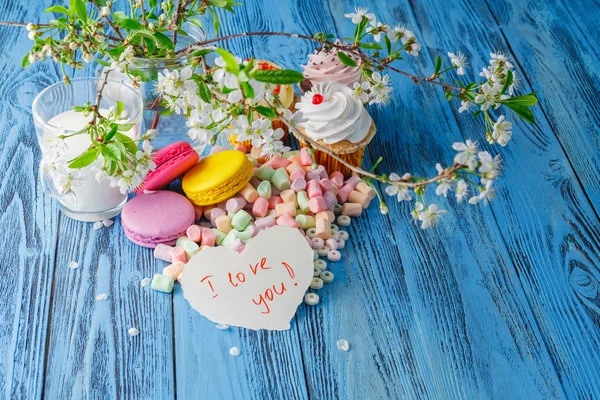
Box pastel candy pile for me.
[149,147,375,296]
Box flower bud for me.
[28,53,36,64]
[94,33,105,43]
[161,2,168,11]
[42,44,54,56]
[148,23,156,32]
[83,52,94,63]
[26,23,36,31]
[159,14,166,23]
[28,31,36,41]
[69,42,79,50]
[106,1,112,6]
[100,6,111,17]
[145,129,158,140]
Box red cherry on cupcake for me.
[312,94,324,105]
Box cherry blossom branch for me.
[267,99,464,188]
[0,21,122,42]
[91,69,111,129]
[89,0,124,40]
[177,31,464,93]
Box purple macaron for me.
[121,191,195,248]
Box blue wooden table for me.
[1,0,599,398]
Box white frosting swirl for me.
[295,82,372,145]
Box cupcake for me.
[300,40,362,91]
[294,81,376,177]
[228,60,298,150]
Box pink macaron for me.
[136,141,199,194]
[121,191,195,248]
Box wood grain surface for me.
[0,0,599,399]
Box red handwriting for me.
[252,282,287,314]
[228,272,246,287]
[250,258,270,275]
[200,275,219,298]
[282,262,295,279]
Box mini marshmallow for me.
[151,274,174,293]
[280,189,297,206]
[307,180,322,199]
[348,190,371,209]
[289,170,306,181]
[300,148,313,166]
[271,168,291,191]
[309,196,327,213]
[154,244,174,262]
[316,165,329,179]
[256,180,272,199]
[330,171,344,187]
[230,238,245,253]
[186,225,203,243]
[239,183,259,203]
[336,184,353,204]
[306,170,321,181]
[277,214,299,228]
[201,229,216,246]
[345,176,359,189]
[342,202,363,217]
[285,161,305,175]
[316,217,331,239]
[296,191,311,214]
[295,214,316,230]
[319,179,334,192]
[316,210,335,223]
[267,195,282,209]
[231,210,252,231]
[215,215,232,234]
[193,205,203,221]
[171,246,188,263]
[276,202,296,218]
[226,197,247,213]
[322,191,337,209]
[290,178,307,192]
[176,236,200,258]
[255,215,276,230]
[163,261,185,279]
[203,204,215,220]
[264,156,291,170]
[256,166,275,181]
[210,207,226,227]
[252,197,269,218]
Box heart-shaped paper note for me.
[179,226,314,330]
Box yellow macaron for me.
[182,150,253,206]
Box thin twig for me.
[176,31,464,93]
[0,21,49,27]
[89,0,124,40]
[91,69,111,128]
[267,99,464,187]
[171,0,186,46]
[139,0,148,26]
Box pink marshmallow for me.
[307,180,323,199]
[210,208,226,227]
[268,195,282,209]
[316,165,329,179]
[300,148,313,166]
[186,225,203,243]
[291,178,307,192]
[322,191,337,209]
[255,215,276,230]
[330,171,344,188]
[319,178,334,192]
[171,246,188,263]
[233,144,248,153]
[231,238,245,253]
[337,184,354,204]
[345,175,359,189]
[252,197,269,218]
[201,229,216,247]
[276,202,296,218]
[226,197,247,213]
[264,156,291,169]
[285,161,305,175]
[246,225,260,237]
[154,244,174,262]
[309,196,327,213]
[306,171,321,181]
[277,214,299,228]
[289,170,306,181]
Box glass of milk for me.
[32,77,143,222]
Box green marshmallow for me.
[212,229,226,245]
[176,236,200,258]
[256,180,272,199]
[256,166,275,181]
[231,210,252,231]
[296,215,316,230]
[271,168,291,191]
[237,229,252,242]
[151,274,174,293]
[283,150,301,158]
[221,229,244,247]
[297,191,311,214]
[247,156,258,167]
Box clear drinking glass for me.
[32,77,143,222]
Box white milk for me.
[46,109,140,221]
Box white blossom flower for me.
[475,82,502,111]
[435,163,452,197]
[448,51,468,75]
[452,139,479,170]
[260,128,290,158]
[469,181,496,206]
[28,31,37,41]
[489,52,514,72]
[491,115,512,146]
[367,21,390,43]
[344,7,376,24]
[455,179,468,203]
[405,39,421,57]
[478,151,502,184]
[411,202,425,224]
[386,173,412,201]
[40,149,67,180]
[388,24,407,43]
[458,100,472,113]
[281,109,305,127]
[91,165,107,182]
[56,170,82,196]
[186,109,213,144]
[418,204,447,229]
[352,81,370,103]
[213,56,241,88]
[111,45,134,73]
[369,72,393,105]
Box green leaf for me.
[68,148,99,169]
[241,82,255,99]
[338,52,357,67]
[149,0,157,8]
[360,42,382,50]
[254,106,276,119]
[505,103,536,124]
[129,68,150,82]
[499,92,538,107]
[500,70,513,96]
[95,57,112,67]
[115,132,138,154]
[103,143,123,161]
[120,18,143,31]
[244,57,255,74]
[215,48,240,75]
[384,35,392,54]
[22,53,31,68]
[104,125,119,142]
[434,55,442,74]
[116,101,124,117]
[45,5,70,15]
[252,69,304,84]
[95,0,106,6]
[153,31,174,49]
[117,123,134,132]
[71,0,87,21]
[112,10,127,23]
[209,7,220,35]
[197,80,212,103]
[353,17,369,44]
[472,110,481,118]
[144,37,157,55]
[208,0,228,6]
[191,49,213,58]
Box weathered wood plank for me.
[0,0,60,398]
[402,0,600,397]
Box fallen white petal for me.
[128,327,140,336]
[102,219,114,227]
[229,346,241,356]
[216,324,229,330]
[68,261,79,269]
[96,293,109,301]
[93,221,103,230]
[140,277,151,287]
[336,339,349,351]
